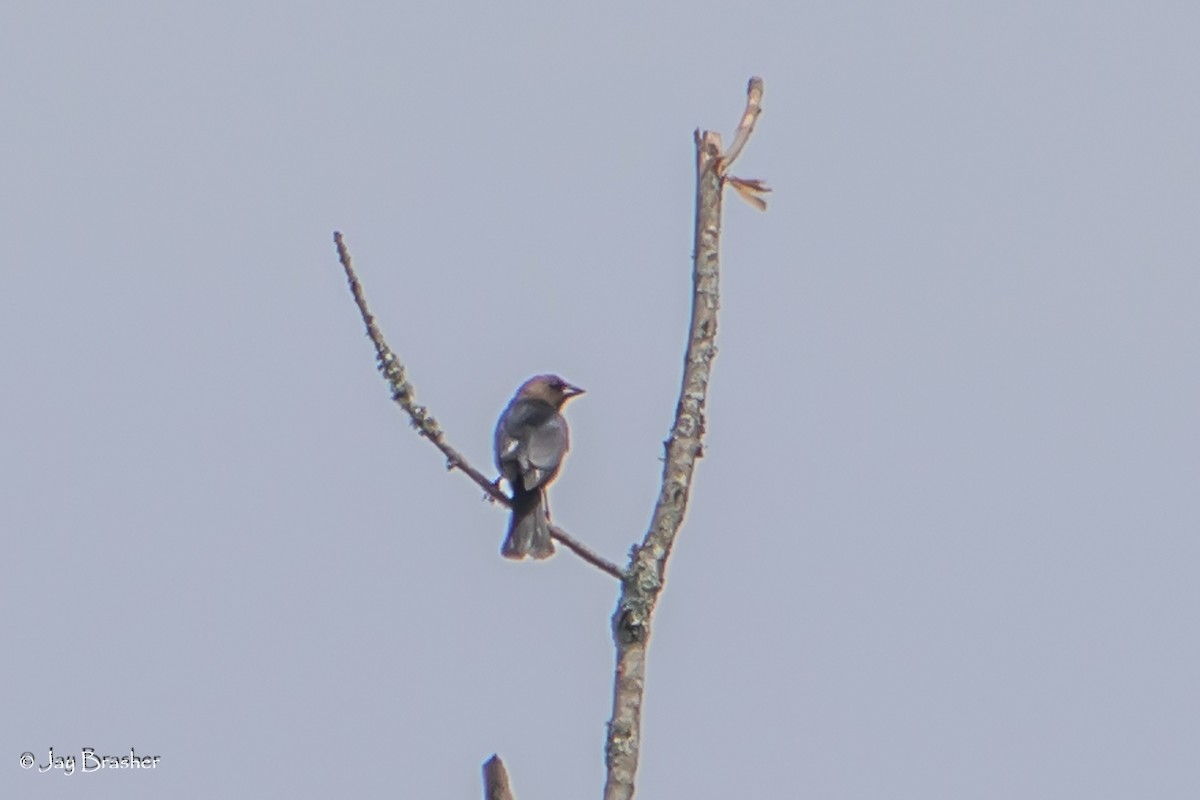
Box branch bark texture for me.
[483,755,515,800]
[602,78,764,800]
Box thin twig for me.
[719,76,764,174]
[602,78,766,800]
[550,525,622,579]
[334,232,622,580]
[720,78,771,211]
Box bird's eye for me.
[549,379,564,390]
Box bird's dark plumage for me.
[494,374,584,559]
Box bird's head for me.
[518,374,585,409]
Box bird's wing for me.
[521,414,569,490]
[495,399,541,476]
[494,429,520,483]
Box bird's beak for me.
[563,383,585,399]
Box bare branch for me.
[719,76,764,174]
[551,525,623,580]
[482,755,515,800]
[720,77,770,210]
[333,231,620,578]
[602,79,766,800]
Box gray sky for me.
[3,2,1198,798]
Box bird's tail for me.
[502,488,555,560]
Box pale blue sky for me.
[3,2,1198,798]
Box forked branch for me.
[334,76,766,800]
[602,76,767,800]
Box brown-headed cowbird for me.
[494,374,584,559]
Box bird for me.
[493,374,585,559]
